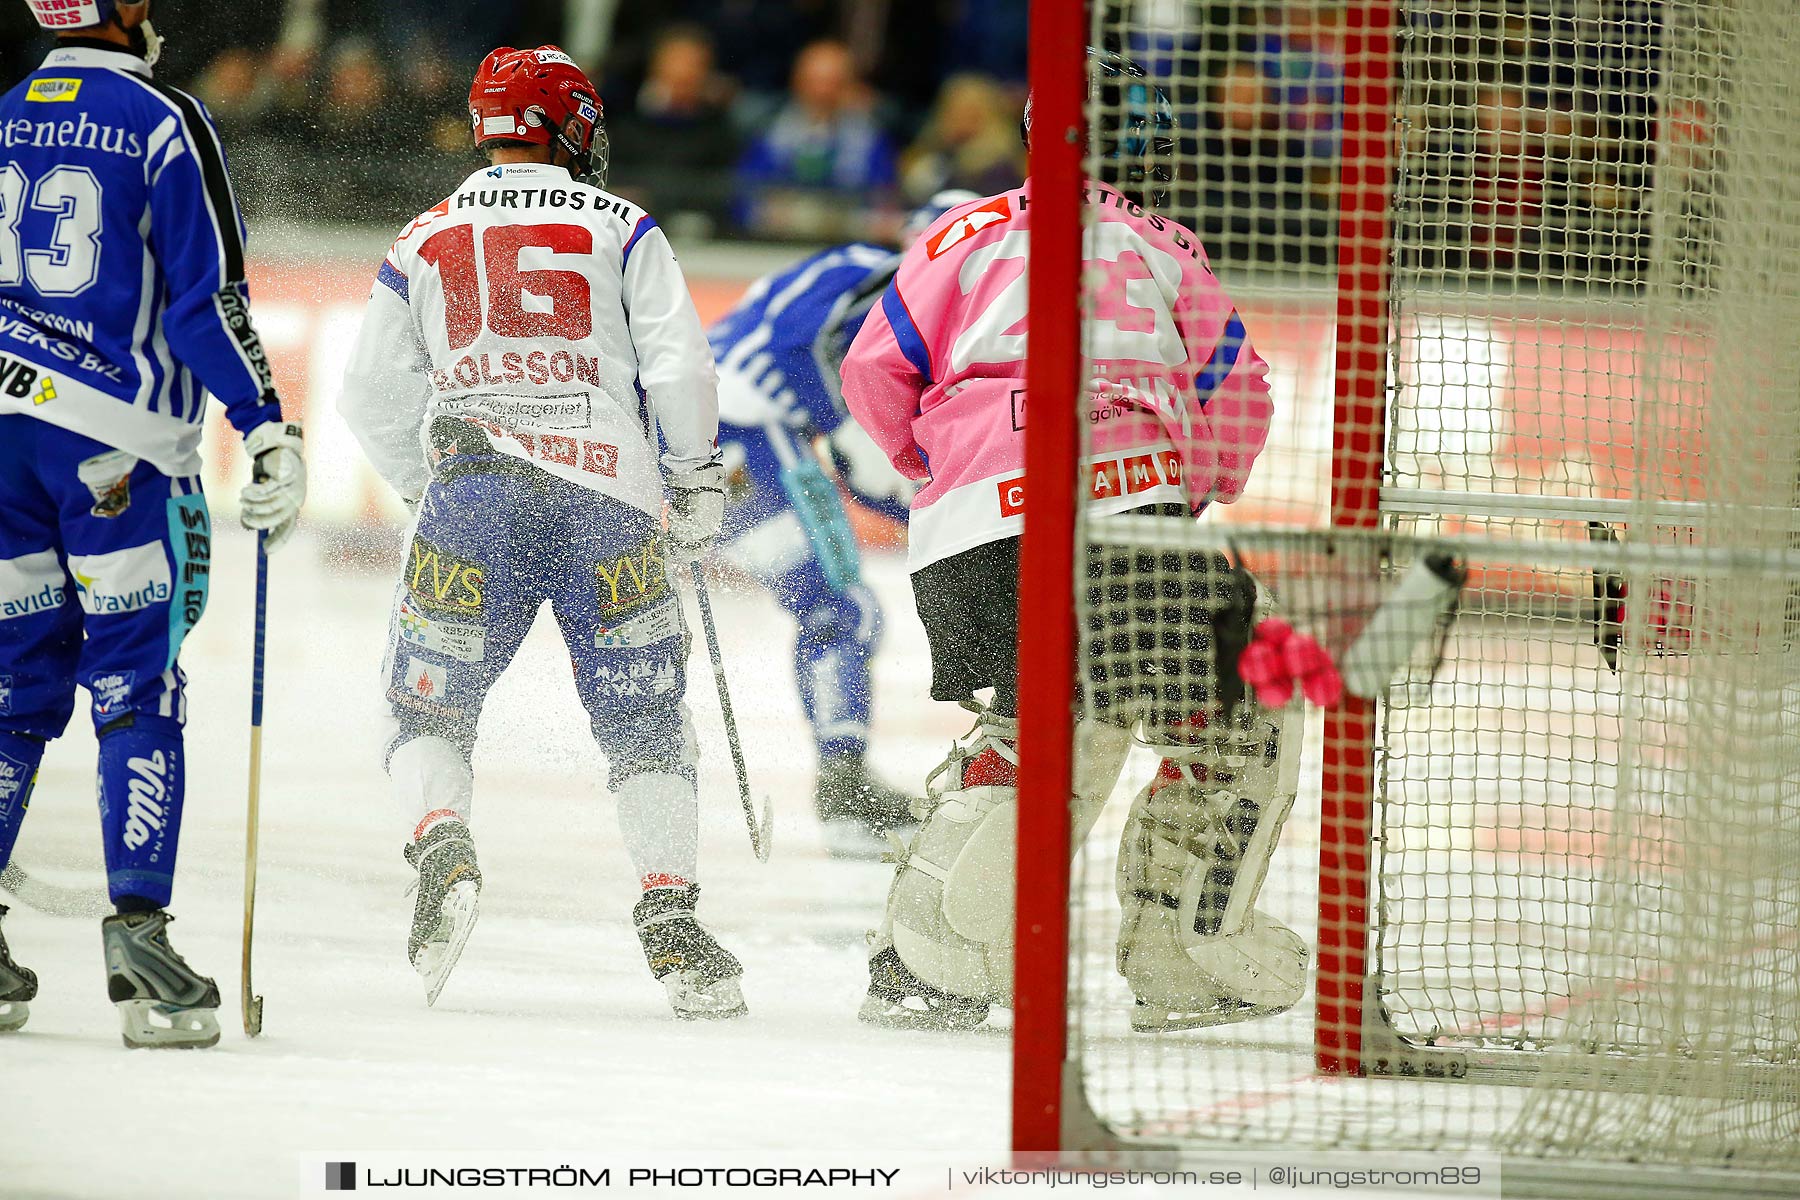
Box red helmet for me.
[468,45,608,186]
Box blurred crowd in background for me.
[1,0,1684,282]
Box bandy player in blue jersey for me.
[0,0,306,1048]
[708,190,975,856]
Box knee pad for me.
[1115,709,1307,1024]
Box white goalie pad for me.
[889,783,1017,1002]
[885,720,1134,1004]
[1116,709,1308,1028]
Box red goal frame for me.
[1010,0,1398,1153]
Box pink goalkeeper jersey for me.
[841,181,1275,571]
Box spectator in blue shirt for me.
[735,40,897,232]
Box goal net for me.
[1013,0,1800,1191]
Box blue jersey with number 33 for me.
[0,43,280,475]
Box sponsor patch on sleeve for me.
[926,196,1012,258]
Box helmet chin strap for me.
[126,18,163,67]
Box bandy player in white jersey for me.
[339,46,745,1019]
[844,51,1302,1033]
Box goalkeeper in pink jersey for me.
[842,50,1304,1032]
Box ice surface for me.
[2,527,1005,1199]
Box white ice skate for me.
[634,885,748,1020]
[405,818,483,1006]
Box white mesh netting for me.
[1054,0,1800,1185]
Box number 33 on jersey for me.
[339,161,720,520]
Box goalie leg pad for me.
[885,718,1133,1005]
[888,783,1015,1003]
[1116,713,1307,1027]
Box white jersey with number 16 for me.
[339,160,719,516]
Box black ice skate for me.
[0,903,38,1033]
[102,910,220,1049]
[633,885,747,1020]
[405,817,482,1007]
[858,946,990,1032]
[815,752,918,860]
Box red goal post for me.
[1011,0,1087,1153]
[1012,0,1400,1146]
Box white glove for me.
[240,420,306,553]
[829,421,920,508]
[665,462,725,561]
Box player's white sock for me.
[390,736,473,832]
[615,771,699,890]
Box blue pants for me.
[718,418,880,760]
[0,415,210,907]
[383,458,691,787]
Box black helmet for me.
[1022,47,1175,208]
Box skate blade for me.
[663,971,748,1021]
[416,880,481,1007]
[856,991,990,1032]
[0,999,28,1032]
[1129,996,1298,1033]
[116,998,220,1048]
